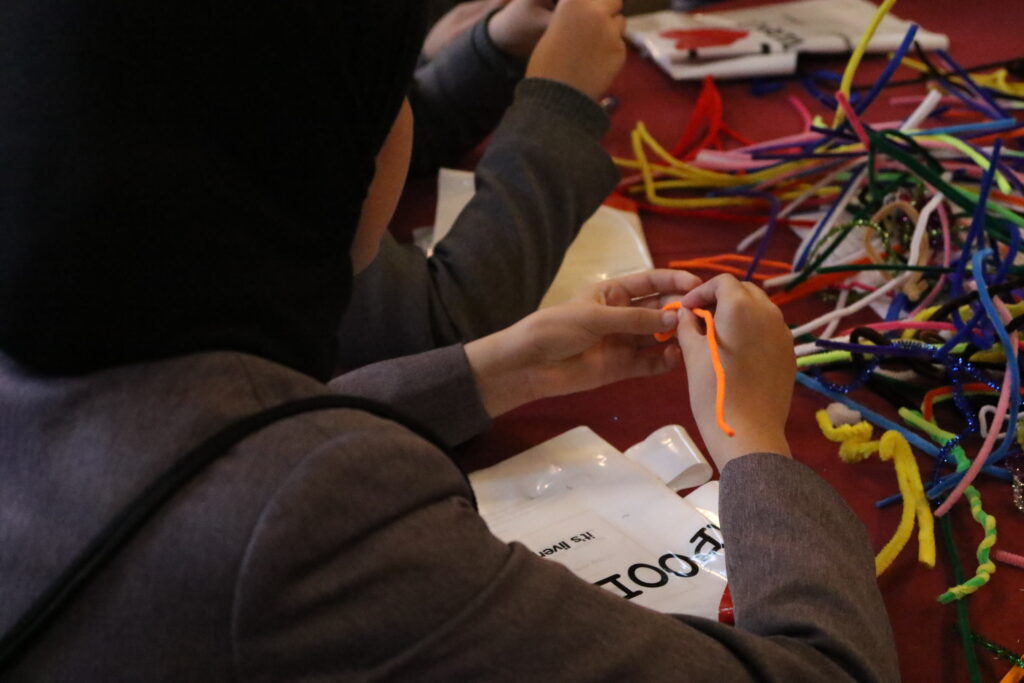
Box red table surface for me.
[393,2,1024,679]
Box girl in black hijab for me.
[0,1,899,680]
[0,1,422,380]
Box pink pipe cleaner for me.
[934,296,1018,517]
[788,95,812,131]
[993,550,1024,570]
[834,92,872,150]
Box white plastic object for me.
[826,402,863,427]
[470,426,727,620]
[427,168,654,308]
[623,425,712,491]
[538,205,653,308]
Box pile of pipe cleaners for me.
[614,1,1024,679]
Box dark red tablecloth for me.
[398,2,1024,679]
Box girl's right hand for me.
[525,0,626,101]
[676,275,796,468]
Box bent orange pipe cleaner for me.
[693,307,735,437]
[654,302,734,437]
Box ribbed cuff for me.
[514,78,612,140]
[473,11,526,82]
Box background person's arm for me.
[337,0,625,369]
[410,11,521,175]
[410,0,554,174]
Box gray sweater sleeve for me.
[337,78,619,369]
[409,15,523,175]
[328,344,490,449]
[233,439,900,681]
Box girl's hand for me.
[488,0,556,62]
[525,0,626,101]
[422,0,510,60]
[466,269,701,416]
[676,274,795,468]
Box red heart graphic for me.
[660,28,749,50]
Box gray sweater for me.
[0,347,899,681]
[337,21,619,369]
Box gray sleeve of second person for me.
[409,14,523,175]
[337,79,619,369]
[328,344,490,449]
[233,444,900,681]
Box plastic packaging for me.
[624,424,713,491]
[470,426,728,620]
[426,168,654,308]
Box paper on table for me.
[627,10,796,80]
[700,0,950,54]
[626,0,949,81]
[428,168,654,309]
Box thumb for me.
[676,307,709,364]
[676,306,704,343]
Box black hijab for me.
[0,1,425,381]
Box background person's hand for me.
[422,0,510,60]
[466,269,701,416]
[488,0,556,62]
[525,0,626,101]
[676,274,795,468]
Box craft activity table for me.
[394,1,1024,679]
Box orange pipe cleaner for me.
[669,254,791,282]
[653,303,734,437]
[693,307,735,437]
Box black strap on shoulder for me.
[0,394,457,673]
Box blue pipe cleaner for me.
[796,372,940,457]
[809,357,880,394]
[905,118,1020,139]
[912,247,1024,499]
[972,248,1021,466]
[885,293,908,322]
[854,25,918,116]
[879,463,1012,507]
[942,139,1003,340]
[937,49,1010,120]
[793,165,866,270]
[926,52,1006,121]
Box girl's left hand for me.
[466,269,701,416]
[488,0,556,62]
[422,0,510,60]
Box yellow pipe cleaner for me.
[815,411,936,574]
[898,409,999,602]
[938,491,997,603]
[831,0,899,128]
[814,410,877,462]
[875,430,936,574]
